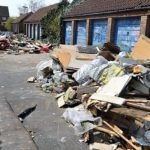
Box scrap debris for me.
[0,33,54,54]
[28,36,150,149]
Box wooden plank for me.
[89,142,118,150]
[103,121,139,150]
[76,53,96,61]
[109,107,150,122]
[126,99,149,103]
[90,94,126,105]
[126,102,150,112]
[95,127,119,137]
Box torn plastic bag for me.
[52,72,73,90]
[72,56,108,85]
[36,60,52,72]
[36,56,63,81]
[134,129,150,146]
[90,64,125,84]
[52,72,70,85]
[36,60,53,79]
[89,64,109,83]
[52,57,63,73]
[72,64,94,84]
[62,108,102,135]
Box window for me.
[2,17,6,21]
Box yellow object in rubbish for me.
[133,66,142,74]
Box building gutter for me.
[63,6,150,19]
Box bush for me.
[4,17,15,32]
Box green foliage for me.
[41,0,70,44]
[41,0,85,44]
[68,0,86,10]
[0,24,7,31]
[4,17,15,31]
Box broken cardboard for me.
[55,51,71,69]
[132,35,150,60]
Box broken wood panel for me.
[76,53,96,61]
[131,35,150,60]
[96,75,132,96]
[109,107,150,122]
[126,102,150,112]
[90,94,126,105]
[103,121,139,150]
[126,99,149,103]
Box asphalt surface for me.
[0,53,88,150]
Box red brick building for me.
[24,4,58,40]
[12,12,32,34]
[0,6,9,26]
[62,0,150,52]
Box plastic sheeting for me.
[63,108,102,135]
[72,56,108,85]
[90,63,125,84]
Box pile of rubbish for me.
[0,34,53,54]
[29,35,150,150]
[0,31,12,36]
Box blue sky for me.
[0,0,65,16]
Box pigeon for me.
[18,104,37,122]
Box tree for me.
[18,0,44,15]
[41,0,70,44]
[41,0,86,44]
[28,0,44,12]
[18,5,28,15]
[4,17,15,32]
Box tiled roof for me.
[13,12,32,23]
[24,4,58,23]
[64,0,150,18]
[0,6,9,17]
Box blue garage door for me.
[65,22,72,45]
[76,21,86,45]
[92,19,108,45]
[114,17,141,52]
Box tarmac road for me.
[0,53,88,150]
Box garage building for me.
[62,0,150,52]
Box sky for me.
[0,0,65,16]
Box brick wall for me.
[140,16,148,35]
[62,10,150,46]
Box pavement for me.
[0,53,88,150]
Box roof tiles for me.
[25,4,58,23]
[64,0,150,18]
[13,12,32,23]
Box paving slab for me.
[0,98,37,150]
